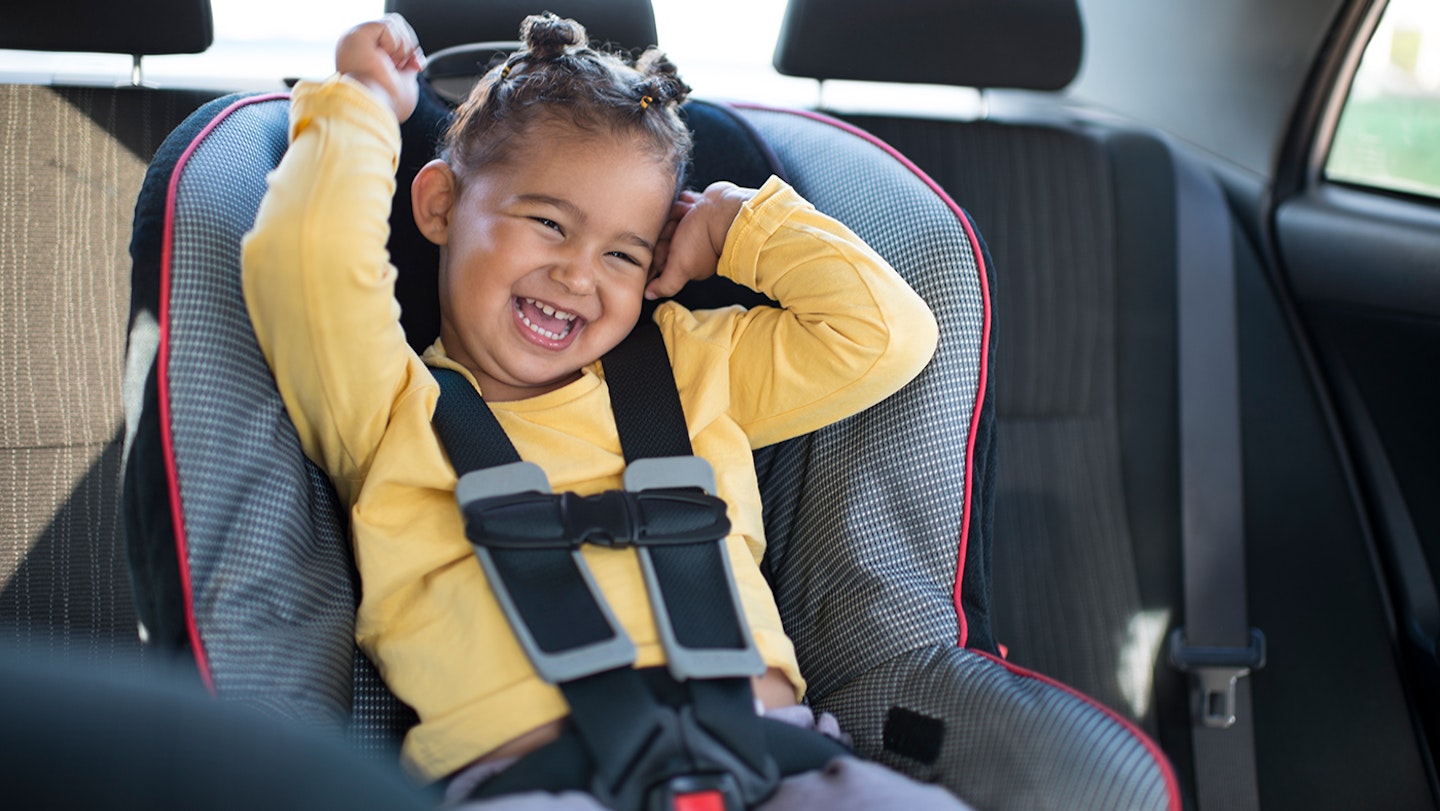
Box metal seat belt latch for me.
[1168,627,1266,729]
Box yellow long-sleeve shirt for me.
[242,75,938,781]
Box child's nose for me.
[550,255,598,295]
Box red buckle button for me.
[672,788,726,811]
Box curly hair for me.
[441,13,692,189]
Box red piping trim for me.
[158,92,290,694]
[978,651,1184,810]
[732,103,991,648]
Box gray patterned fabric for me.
[152,96,359,728]
[738,108,1173,809]
[1,85,210,665]
[736,108,984,694]
[823,646,1170,811]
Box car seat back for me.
[2,0,211,56]
[126,91,376,733]
[386,0,656,58]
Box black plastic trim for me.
[1276,186,1440,320]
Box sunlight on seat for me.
[1118,608,1170,720]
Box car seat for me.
[120,1,1178,807]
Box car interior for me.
[3,0,1439,809]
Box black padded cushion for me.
[773,0,1083,91]
[385,0,658,55]
[1,0,213,55]
[387,81,452,352]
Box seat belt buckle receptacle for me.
[652,774,743,811]
[1168,627,1266,729]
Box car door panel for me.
[1275,180,1440,761]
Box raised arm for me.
[657,176,939,449]
[241,17,426,505]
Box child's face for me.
[426,124,675,402]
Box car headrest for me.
[0,0,213,56]
[773,0,1083,92]
[385,0,659,56]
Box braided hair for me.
[441,13,692,189]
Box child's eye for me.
[607,251,642,267]
[531,217,562,233]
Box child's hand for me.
[646,181,756,300]
[335,14,425,124]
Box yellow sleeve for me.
[241,75,419,506]
[661,176,939,449]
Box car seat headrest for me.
[772,0,1083,92]
[0,0,213,56]
[385,0,659,57]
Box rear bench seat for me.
[0,0,221,665]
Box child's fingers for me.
[656,211,681,247]
[666,197,694,227]
[379,13,421,69]
[334,15,423,123]
[645,250,686,299]
[645,248,700,300]
[644,274,679,300]
[645,198,696,298]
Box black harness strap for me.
[433,368,520,468]
[432,321,845,810]
[606,323,761,678]
[603,318,695,463]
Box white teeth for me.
[520,313,567,340]
[523,297,577,321]
[515,298,576,341]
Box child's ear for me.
[412,159,456,246]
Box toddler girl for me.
[243,12,963,810]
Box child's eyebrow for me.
[517,193,655,253]
[620,232,656,254]
[516,193,582,219]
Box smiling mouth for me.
[514,296,581,342]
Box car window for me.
[1325,0,1440,200]
[0,0,807,102]
[2,1,977,116]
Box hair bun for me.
[520,12,587,59]
[634,48,692,107]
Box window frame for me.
[1312,0,1440,204]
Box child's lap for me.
[449,756,971,810]
[444,705,972,810]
